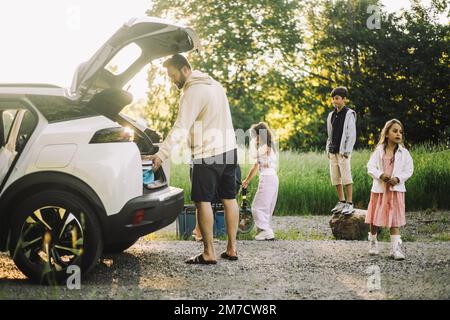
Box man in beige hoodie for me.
[146,54,239,264]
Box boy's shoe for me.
[390,235,405,260]
[255,229,275,241]
[341,203,355,216]
[331,202,346,214]
[368,233,379,255]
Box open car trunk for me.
[70,17,199,102]
[75,17,200,191]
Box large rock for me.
[329,209,369,240]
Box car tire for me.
[9,190,103,285]
[103,239,138,254]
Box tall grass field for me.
[169,146,450,215]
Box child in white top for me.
[242,122,279,240]
[365,119,414,260]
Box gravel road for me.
[1,238,449,300]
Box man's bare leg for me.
[222,198,239,256]
[192,209,202,241]
[195,201,216,261]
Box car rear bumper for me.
[103,186,184,244]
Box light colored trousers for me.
[252,174,279,232]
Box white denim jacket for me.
[367,144,414,193]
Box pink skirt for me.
[365,191,406,228]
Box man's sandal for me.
[185,254,217,265]
[220,252,238,261]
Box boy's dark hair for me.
[331,86,348,98]
[163,54,192,70]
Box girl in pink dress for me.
[365,119,414,260]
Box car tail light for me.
[89,127,134,144]
[133,209,145,225]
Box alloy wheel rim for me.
[16,206,85,277]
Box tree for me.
[140,0,450,150]
[301,0,450,148]
[144,0,305,144]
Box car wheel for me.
[9,190,103,285]
[103,239,138,254]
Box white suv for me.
[0,17,199,284]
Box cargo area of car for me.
[85,88,168,192]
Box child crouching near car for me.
[365,119,414,260]
[242,122,278,241]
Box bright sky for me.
[0,0,153,100]
[0,0,442,101]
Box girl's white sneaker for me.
[368,233,379,255]
[390,235,405,260]
[255,229,275,241]
[393,248,405,260]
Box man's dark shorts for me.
[191,149,237,202]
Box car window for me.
[15,110,37,153]
[1,109,18,145]
[28,95,99,122]
[0,102,36,188]
[105,43,142,75]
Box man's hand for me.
[242,179,250,189]
[343,152,350,159]
[143,155,163,171]
[380,173,391,182]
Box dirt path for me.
[1,239,449,299]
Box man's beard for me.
[176,73,187,89]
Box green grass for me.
[152,230,450,242]
[377,228,391,242]
[144,232,179,241]
[375,228,417,242]
[400,233,417,242]
[275,228,332,241]
[431,233,450,241]
[169,145,450,215]
[153,229,332,241]
[418,223,444,235]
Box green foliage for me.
[298,0,450,149]
[142,0,449,150]
[144,64,180,137]
[145,0,305,135]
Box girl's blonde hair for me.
[377,118,405,149]
[250,122,276,152]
